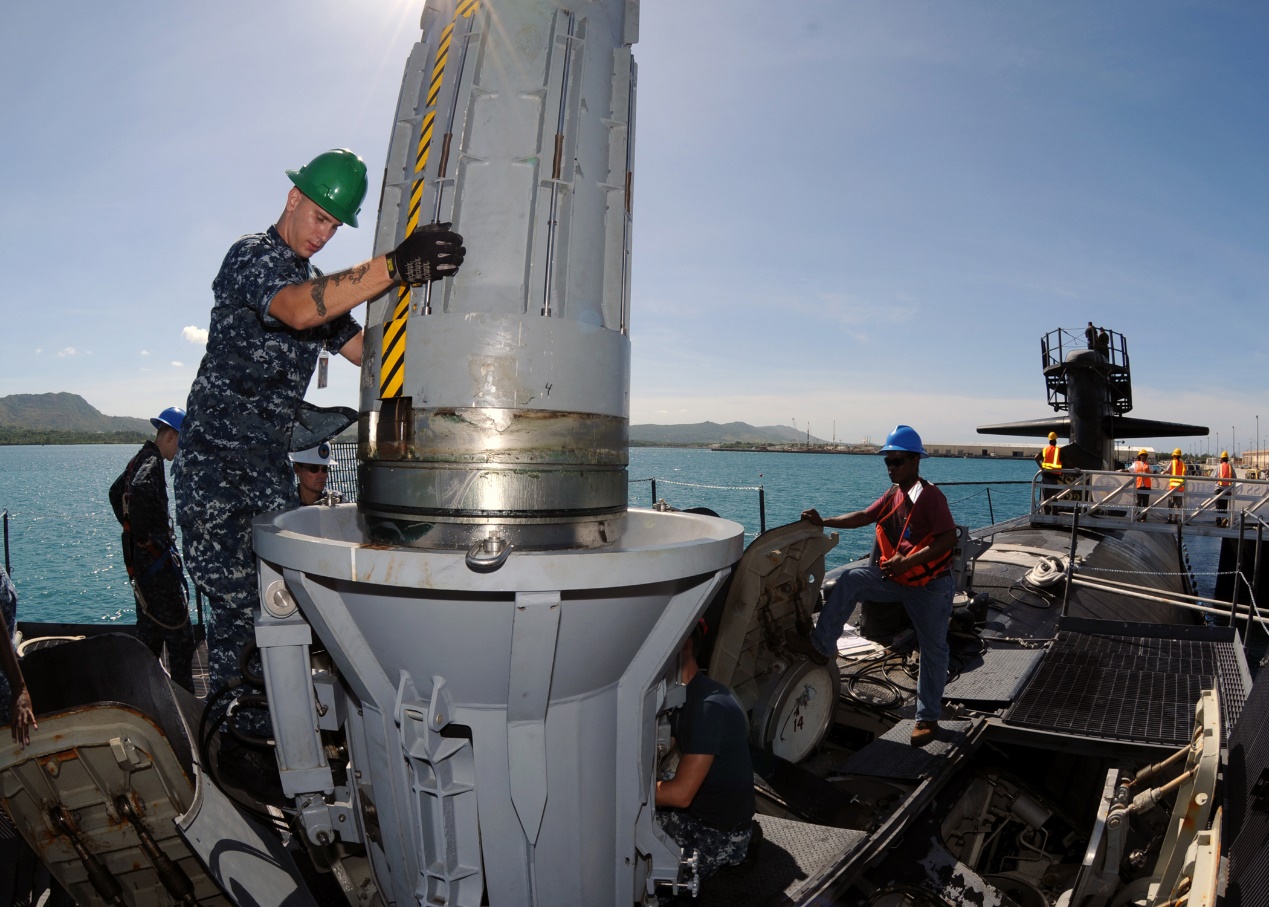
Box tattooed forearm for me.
[307,263,372,322]
[310,277,329,318]
[328,262,371,287]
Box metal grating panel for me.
[1005,630,1246,746]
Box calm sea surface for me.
[0,444,1217,624]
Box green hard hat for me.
[285,149,368,227]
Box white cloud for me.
[182,326,209,345]
[140,349,150,356]
[35,348,42,354]
[171,361,184,368]
[57,347,76,357]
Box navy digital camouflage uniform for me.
[656,812,752,899]
[657,671,755,899]
[110,440,196,693]
[0,567,17,724]
[173,225,359,732]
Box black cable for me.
[842,672,905,709]
[1009,580,1055,609]
[238,640,265,688]
[197,684,241,773]
[225,694,274,748]
[196,684,291,832]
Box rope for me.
[630,478,763,492]
[1079,566,1236,577]
[945,488,990,507]
[1024,556,1066,588]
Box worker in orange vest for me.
[1215,451,1235,527]
[1035,431,1063,512]
[1128,449,1153,519]
[1167,448,1186,522]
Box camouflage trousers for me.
[181,503,271,737]
[656,809,752,900]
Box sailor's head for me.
[291,442,336,502]
[279,149,369,258]
[1138,449,1149,461]
[1047,431,1058,445]
[150,406,184,461]
[1173,448,1183,459]
[1221,451,1230,461]
[679,618,708,681]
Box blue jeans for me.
[811,567,953,722]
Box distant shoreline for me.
[0,430,147,446]
[708,446,1038,459]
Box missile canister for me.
[360,0,637,552]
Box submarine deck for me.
[712,613,1251,906]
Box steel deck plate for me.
[698,815,866,907]
[835,719,977,781]
[943,646,1046,705]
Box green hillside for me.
[0,393,152,445]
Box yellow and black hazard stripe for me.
[381,0,479,400]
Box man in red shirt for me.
[790,425,957,746]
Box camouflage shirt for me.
[0,567,16,720]
[0,567,15,648]
[174,226,360,519]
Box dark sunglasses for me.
[298,464,329,474]
[884,456,913,468]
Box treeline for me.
[0,428,148,446]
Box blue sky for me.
[2,2,1266,454]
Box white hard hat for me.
[290,441,337,467]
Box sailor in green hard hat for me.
[172,150,466,770]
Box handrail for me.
[1029,467,1269,530]
[629,477,767,534]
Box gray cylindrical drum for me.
[360,0,637,550]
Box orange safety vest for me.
[1041,444,1062,471]
[1168,458,1186,490]
[874,484,952,587]
[1132,459,1152,490]
[1217,461,1234,488]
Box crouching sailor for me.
[789,425,957,747]
[656,620,757,895]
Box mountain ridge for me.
[0,395,832,448]
[0,393,153,434]
[630,421,827,447]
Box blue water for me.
[0,444,1042,624]
[629,448,1035,563]
[0,445,148,623]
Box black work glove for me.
[386,222,466,286]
